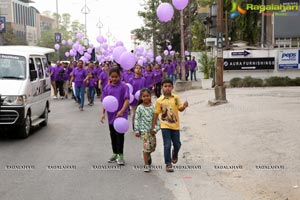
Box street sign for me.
[217,32,223,49]
[54,33,61,43]
[231,50,251,56]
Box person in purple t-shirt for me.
[184,57,190,81]
[70,60,89,111]
[98,63,110,92]
[129,65,146,131]
[122,69,134,83]
[54,61,65,99]
[153,63,163,98]
[62,62,71,99]
[101,68,130,165]
[95,61,102,97]
[190,56,197,81]
[86,63,97,106]
[143,64,154,93]
[50,61,58,98]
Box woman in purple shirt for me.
[70,60,89,111]
[101,67,130,165]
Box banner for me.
[0,16,6,32]
[223,58,275,70]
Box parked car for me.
[0,46,54,138]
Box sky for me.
[30,0,144,49]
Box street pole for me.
[180,10,185,81]
[213,0,227,103]
[56,0,59,61]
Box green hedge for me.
[230,76,300,87]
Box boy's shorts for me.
[141,132,156,153]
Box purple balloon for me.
[164,50,169,56]
[103,95,119,112]
[103,43,108,50]
[87,48,93,54]
[168,45,172,50]
[172,0,189,10]
[170,50,175,56]
[116,41,124,46]
[77,32,83,40]
[185,50,190,56]
[126,83,133,94]
[84,53,91,60]
[157,3,174,22]
[97,35,105,43]
[155,55,162,63]
[113,46,127,64]
[120,51,137,70]
[129,94,134,104]
[95,46,101,51]
[135,90,141,100]
[61,40,66,45]
[65,52,70,57]
[67,39,73,46]
[113,117,129,134]
[54,44,60,50]
[137,59,143,66]
[89,44,94,48]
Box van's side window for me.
[35,58,44,79]
[29,58,37,81]
[42,58,50,77]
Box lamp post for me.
[81,0,90,39]
[96,17,103,36]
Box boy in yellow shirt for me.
[151,79,188,172]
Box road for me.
[0,97,174,200]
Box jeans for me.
[88,86,95,103]
[190,70,197,81]
[75,86,85,108]
[109,124,125,154]
[161,129,181,165]
[167,74,176,85]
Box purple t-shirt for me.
[153,69,162,84]
[129,76,146,106]
[72,67,88,88]
[86,68,97,87]
[101,81,130,125]
[144,71,154,88]
[122,71,134,83]
[54,65,64,81]
[49,66,56,81]
[190,60,197,71]
[98,71,109,89]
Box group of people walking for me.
[48,58,190,172]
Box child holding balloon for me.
[134,88,160,172]
[101,67,130,165]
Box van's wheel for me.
[18,113,31,139]
[40,106,48,127]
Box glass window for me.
[35,58,44,79]
[42,58,50,77]
[29,58,37,81]
[0,54,26,79]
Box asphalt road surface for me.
[0,97,174,200]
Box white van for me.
[0,46,54,138]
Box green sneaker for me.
[116,154,125,165]
[108,154,118,163]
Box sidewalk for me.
[153,86,300,200]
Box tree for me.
[38,12,85,61]
[191,19,206,51]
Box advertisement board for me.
[0,16,6,32]
[278,49,300,69]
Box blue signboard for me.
[0,16,6,32]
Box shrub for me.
[241,76,264,87]
[230,77,243,87]
[264,76,292,86]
